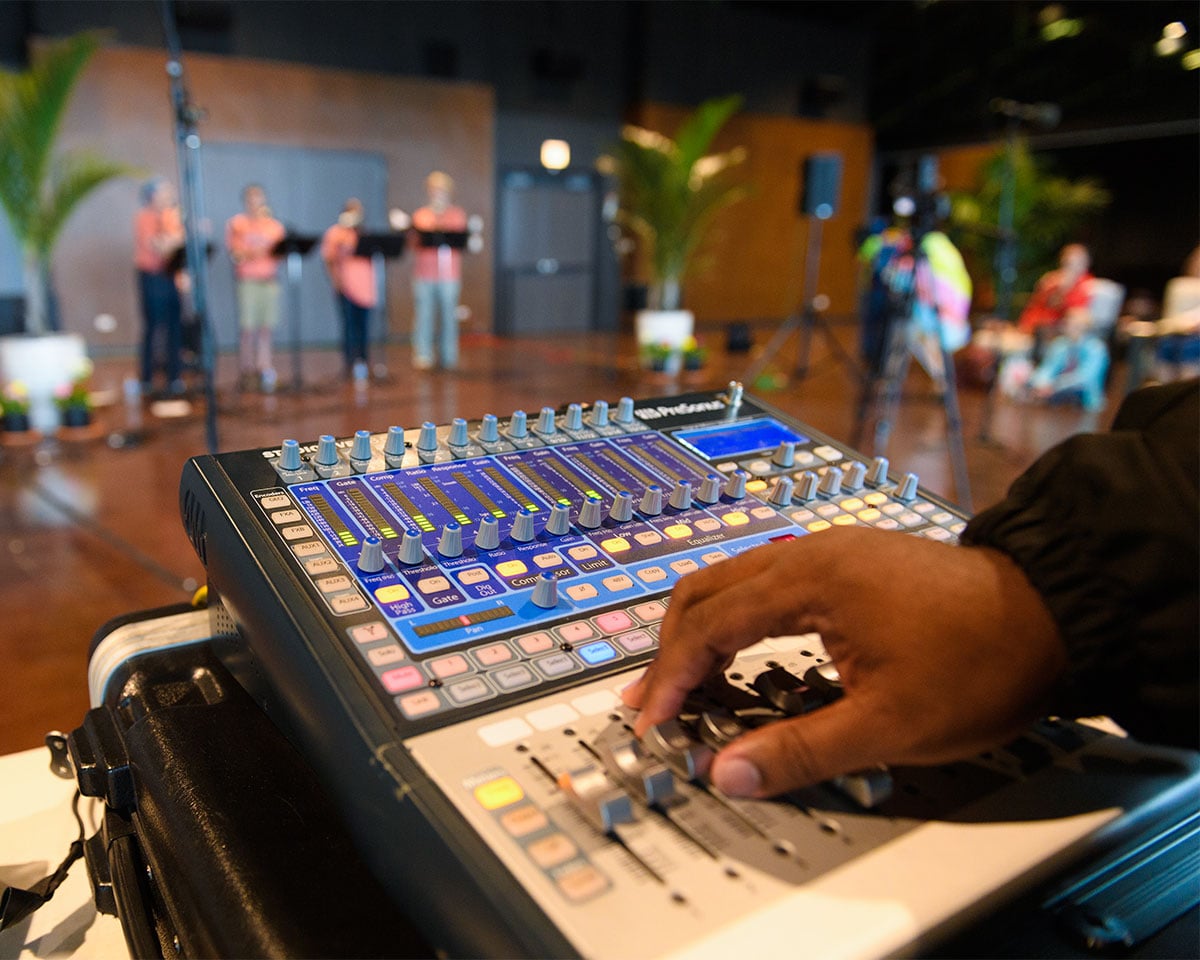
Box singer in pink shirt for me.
[322,198,377,378]
[133,177,186,393]
[226,184,285,390]
[410,172,468,370]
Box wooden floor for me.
[0,329,1117,755]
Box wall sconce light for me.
[540,139,571,171]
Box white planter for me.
[0,334,88,432]
[635,309,694,373]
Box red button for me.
[381,665,424,693]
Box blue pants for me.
[337,293,369,370]
[412,279,460,368]
[138,270,183,386]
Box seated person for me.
[1154,245,1200,381]
[1027,306,1109,411]
[1017,242,1094,340]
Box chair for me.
[1123,276,1200,393]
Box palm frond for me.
[35,151,136,257]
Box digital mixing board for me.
[172,387,1200,958]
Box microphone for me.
[990,98,1061,128]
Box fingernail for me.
[713,754,762,797]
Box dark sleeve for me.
[961,380,1199,749]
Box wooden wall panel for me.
[631,104,874,324]
[50,45,494,350]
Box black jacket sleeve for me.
[961,380,1199,749]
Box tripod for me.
[743,215,861,386]
[853,234,973,510]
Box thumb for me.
[708,699,890,798]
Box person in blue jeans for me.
[410,172,467,370]
[1028,306,1109,411]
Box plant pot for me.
[635,309,693,372]
[0,333,88,432]
[60,405,92,428]
[3,410,31,432]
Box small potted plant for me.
[640,341,680,377]
[682,336,708,370]
[54,358,95,432]
[2,381,32,432]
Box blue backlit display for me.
[673,418,808,460]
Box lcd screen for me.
[674,418,808,460]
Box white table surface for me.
[0,747,127,960]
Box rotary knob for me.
[609,490,634,523]
[772,441,796,468]
[399,529,425,565]
[510,506,536,542]
[438,522,463,557]
[768,475,794,505]
[315,434,339,467]
[536,407,557,435]
[722,470,747,500]
[350,429,372,463]
[795,470,819,502]
[475,514,500,550]
[578,495,603,529]
[866,456,890,487]
[589,400,609,428]
[615,396,636,425]
[383,425,406,458]
[818,466,844,498]
[357,535,385,573]
[546,502,571,536]
[894,472,919,502]
[417,421,439,452]
[844,461,867,491]
[697,474,722,504]
[448,418,469,448]
[507,410,528,439]
[279,438,302,471]
[478,414,499,443]
[639,484,663,516]
[565,403,584,431]
[531,572,558,608]
[668,480,693,511]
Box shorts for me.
[237,279,280,331]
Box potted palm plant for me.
[600,95,748,369]
[0,31,133,430]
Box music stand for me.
[271,233,318,391]
[353,233,407,377]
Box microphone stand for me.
[160,0,219,454]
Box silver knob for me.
[866,456,890,487]
[723,470,747,499]
[357,536,385,573]
[844,461,867,490]
[507,410,528,439]
[894,472,919,502]
[578,495,603,529]
[639,484,663,516]
[438,522,463,557]
[565,403,583,431]
[417,421,439,452]
[536,407,557,435]
[772,441,796,468]
[589,400,609,427]
[475,515,500,550]
[609,490,634,523]
[697,473,722,504]
[558,764,634,833]
[546,502,571,536]
[478,414,499,443]
[510,507,536,542]
[280,438,302,471]
[315,435,339,466]
[818,466,844,498]
[768,476,794,505]
[448,418,469,447]
[350,429,372,462]
[531,572,558,608]
[399,529,425,565]
[726,381,744,408]
[383,425,406,457]
[668,480,692,510]
[643,720,713,782]
[615,396,635,424]
[795,471,819,501]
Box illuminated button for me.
[670,558,699,576]
[367,643,406,666]
[807,520,832,533]
[330,594,368,614]
[349,622,389,644]
[875,518,901,531]
[596,611,636,634]
[374,583,411,603]
[601,574,634,593]
[381,665,424,693]
[832,514,857,526]
[664,523,692,539]
[270,509,302,525]
[745,479,768,493]
[813,445,843,462]
[723,511,749,526]
[950,520,966,534]
[477,717,533,747]
[501,805,548,838]
[528,833,578,869]
[694,517,720,533]
[292,541,326,559]
[516,632,555,655]
[417,575,452,594]
[557,621,598,643]
[447,676,493,705]
[750,506,775,520]
[616,629,655,654]
[491,664,537,691]
[534,652,580,678]
[430,654,471,679]
[637,566,668,583]
[857,508,882,523]
[458,568,491,586]
[474,775,524,811]
[533,551,563,569]
[815,503,840,519]
[700,551,728,565]
[600,537,631,555]
[746,459,772,476]
[633,531,663,546]
[790,508,816,523]
[259,493,291,510]
[571,690,619,715]
[527,703,578,730]
[397,690,441,719]
[473,643,514,667]
[556,864,609,902]
[715,461,738,473]
[281,524,314,541]
[632,600,667,622]
[496,559,528,577]
[930,510,954,525]
[567,544,599,561]
[864,491,888,506]
[839,497,865,512]
[565,582,599,601]
[923,526,953,542]
[577,641,618,665]
[304,556,339,576]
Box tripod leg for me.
[872,318,911,456]
[940,346,973,511]
[742,313,803,385]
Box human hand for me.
[622,526,1065,798]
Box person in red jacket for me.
[1017,243,1094,338]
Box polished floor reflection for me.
[0,330,1114,754]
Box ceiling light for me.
[1182,48,1200,70]
[540,140,570,172]
[1163,22,1187,40]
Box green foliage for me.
[949,138,1109,305]
[600,95,748,309]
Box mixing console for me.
[174,387,1199,958]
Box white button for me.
[746,460,772,475]
[281,524,314,540]
[270,509,303,525]
[566,582,598,601]
[533,551,563,569]
[330,593,368,614]
[292,541,326,558]
[526,704,579,730]
[260,494,291,510]
[812,445,843,462]
[478,717,533,747]
[571,690,619,715]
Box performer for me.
[410,171,468,370]
[1017,243,1094,338]
[225,184,285,391]
[133,178,186,395]
[321,198,376,379]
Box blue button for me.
[577,641,618,666]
